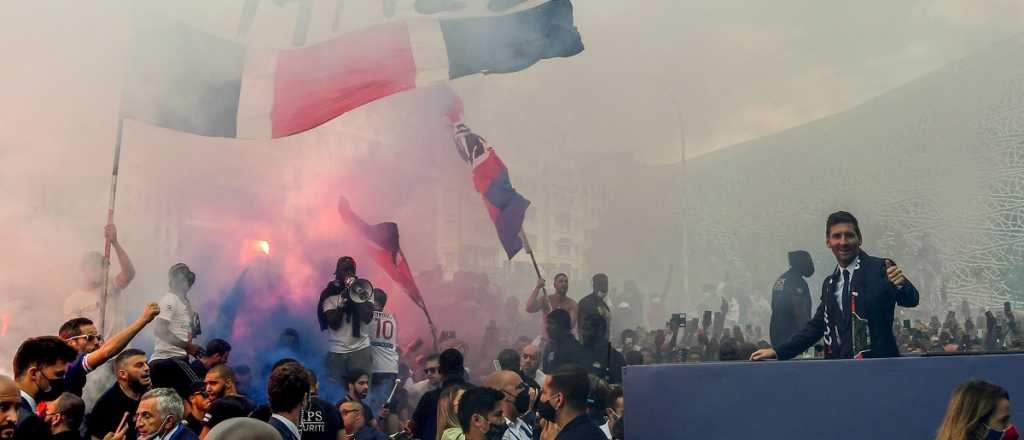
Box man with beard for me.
[526,273,578,332]
[343,369,375,424]
[43,392,85,440]
[188,339,231,381]
[579,315,624,385]
[485,371,534,440]
[200,365,254,436]
[541,310,591,374]
[752,211,920,361]
[88,349,151,440]
[13,336,79,440]
[0,375,21,440]
[59,303,160,399]
[576,274,611,338]
[769,251,815,347]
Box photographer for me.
[317,256,376,385]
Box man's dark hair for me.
[554,273,568,282]
[114,348,147,371]
[344,368,369,387]
[620,329,637,346]
[592,273,608,283]
[205,339,232,357]
[209,364,236,382]
[439,348,464,377]
[423,353,440,365]
[373,289,388,308]
[267,363,310,413]
[169,263,196,287]
[304,367,318,389]
[718,338,740,361]
[58,318,94,340]
[546,365,591,410]
[271,358,301,373]
[546,309,572,333]
[54,392,85,430]
[457,387,503,432]
[607,387,623,405]
[13,336,78,378]
[826,211,861,239]
[496,349,519,371]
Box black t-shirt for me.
[203,395,256,429]
[185,414,204,436]
[87,384,140,440]
[301,396,342,440]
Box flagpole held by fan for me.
[519,230,551,310]
[98,117,125,334]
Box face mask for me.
[514,389,532,415]
[536,399,557,423]
[484,421,509,440]
[37,376,65,402]
[142,416,173,440]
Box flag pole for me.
[519,230,550,306]
[99,117,125,334]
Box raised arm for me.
[106,224,135,291]
[86,303,160,368]
[525,278,550,314]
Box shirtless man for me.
[525,273,578,331]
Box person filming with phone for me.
[751,211,919,361]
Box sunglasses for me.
[66,333,103,343]
[423,367,438,375]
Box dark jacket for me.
[770,269,812,345]
[411,377,468,440]
[775,251,919,360]
[17,396,49,440]
[576,293,610,337]
[165,425,199,440]
[543,334,592,374]
[555,413,606,440]
[583,342,625,385]
[269,416,300,440]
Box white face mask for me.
[142,416,173,440]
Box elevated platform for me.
[623,353,1024,439]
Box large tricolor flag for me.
[336,196,428,314]
[122,0,583,139]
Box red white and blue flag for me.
[122,0,583,139]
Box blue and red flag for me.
[450,99,531,259]
[336,197,427,311]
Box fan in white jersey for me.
[365,289,399,417]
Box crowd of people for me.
[2,211,1023,440]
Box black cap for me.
[203,396,255,428]
[439,348,464,376]
[190,381,206,396]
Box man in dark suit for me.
[752,211,919,360]
[267,363,309,440]
[769,250,815,346]
[13,336,79,440]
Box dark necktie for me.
[842,269,852,319]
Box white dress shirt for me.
[833,257,860,312]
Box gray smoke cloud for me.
[1,0,1022,375]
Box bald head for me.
[206,417,282,440]
[0,375,19,440]
[485,370,521,390]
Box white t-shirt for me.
[63,281,125,336]
[321,295,370,354]
[151,292,198,360]
[369,311,399,374]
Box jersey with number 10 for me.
[369,311,398,374]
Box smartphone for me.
[671,313,687,328]
[702,311,713,328]
[903,319,911,331]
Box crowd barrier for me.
[623,353,1024,439]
